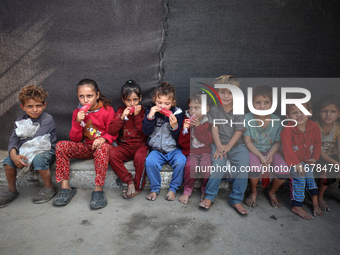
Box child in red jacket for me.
[108,80,148,199]
[178,92,213,204]
[281,98,323,220]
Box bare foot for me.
[126,183,135,197]
[244,192,257,207]
[146,192,157,201]
[313,204,324,217]
[291,206,313,220]
[232,203,248,215]
[178,194,189,204]
[166,191,176,201]
[200,193,205,202]
[123,189,142,199]
[199,199,212,209]
[268,191,282,208]
[318,198,330,212]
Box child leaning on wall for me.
[199,75,249,215]
[142,81,186,201]
[177,91,213,205]
[0,85,57,208]
[314,94,340,212]
[281,97,323,220]
[243,86,289,208]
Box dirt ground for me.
[0,185,339,255]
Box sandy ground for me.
[0,184,339,255]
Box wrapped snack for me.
[17,134,51,177]
[15,118,40,138]
[124,106,135,121]
[182,114,196,135]
[160,108,172,117]
[79,103,91,127]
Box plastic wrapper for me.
[15,118,40,139]
[124,106,135,121]
[17,134,51,177]
[79,103,91,127]
[182,114,196,135]
[160,108,172,117]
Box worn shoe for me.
[90,191,107,210]
[32,187,57,204]
[0,191,19,208]
[52,187,77,206]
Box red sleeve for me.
[194,122,213,145]
[69,108,84,142]
[178,128,190,150]
[280,127,300,166]
[311,123,322,161]
[101,107,117,144]
[108,108,124,136]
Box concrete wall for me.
[1,0,339,149]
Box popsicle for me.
[79,103,91,127]
[160,108,172,117]
[124,106,136,120]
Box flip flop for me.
[123,189,142,199]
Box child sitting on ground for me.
[281,97,323,220]
[243,86,289,208]
[0,85,57,207]
[178,91,213,204]
[314,94,340,211]
[143,82,186,201]
[109,80,149,199]
[199,75,249,215]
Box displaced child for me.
[281,98,323,220]
[53,79,117,210]
[243,86,289,208]
[199,75,249,215]
[314,94,340,211]
[1,85,57,207]
[109,80,149,199]
[178,91,213,204]
[143,82,186,201]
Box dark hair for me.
[152,81,176,105]
[286,95,312,114]
[253,86,272,101]
[19,84,48,104]
[314,94,340,119]
[187,91,213,107]
[121,80,142,101]
[77,78,111,107]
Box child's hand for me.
[11,154,28,168]
[148,106,160,119]
[183,119,190,130]
[169,114,178,129]
[213,150,226,160]
[259,156,267,166]
[190,115,200,127]
[91,137,106,150]
[217,144,231,154]
[134,105,142,116]
[306,158,316,164]
[265,153,274,166]
[76,110,86,122]
[294,163,305,176]
[121,107,133,120]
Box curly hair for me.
[152,81,176,105]
[18,84,48,105]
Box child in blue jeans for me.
[199,75,249,215]
[143,82,186,201]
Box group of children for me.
[1,76,339,220]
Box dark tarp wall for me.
[0,0,165,149]
[163,0,340,108]
[1,0,340,149]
